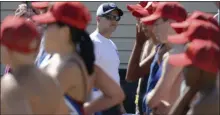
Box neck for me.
[56,44,75,59]
[151,34,160,45]
[97,28,112,39]
[10,61,34,71]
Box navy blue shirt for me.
[142,44,164,115]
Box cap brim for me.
[31,2,49,9]
[116,8,124,16]
[171,21,189,29]
[139,1,148,7]
[169,53,192,67]
[132,9,149,18]
[32,12,56,24]
[140,13,160,25]
[170,21,189,34]
[168,33,189,44]
[127,4,143,12]
[101,8,123,16]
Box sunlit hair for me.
[14,4,28,17]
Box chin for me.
[110,27,117,32]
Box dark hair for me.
[57,22,95,75]
[162,18,169,22]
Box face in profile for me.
[152,18,174,43]
[141,23,154,38]
[44,23,70,53]
[98,10,120,33]
[44,24,60,53]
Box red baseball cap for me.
[141,2,187,25]
[132,9,150,18]
[169,39,220,73]
[168,20,220,73]
[168,19,220,45]
[127,2,157,18]
[31,2,49,9]
[127,1,148,12]
[171,11,219,34]
[32,2,91,30]
[1,16,40,53]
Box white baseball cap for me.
[96,2,123,16]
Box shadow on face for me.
[141,24,154,37]
[44,23,63,53]
[152,18,176,43]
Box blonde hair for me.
[14,4,28,17]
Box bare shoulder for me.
[57,56,89,91]
[62,59,83,75]
[1,74,23,100]
[1,74,33,114]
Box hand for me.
[136,22,149,45]
[119,104,127,114]
[152,100,171,115]
[83,102,92,115]
[146,89,155,104]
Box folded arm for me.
[147,55,183,108]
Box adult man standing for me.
[89,2,125,115]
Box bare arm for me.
[126,42,149,82]
[126,24,155,82]
[84,65,125,114]
[146,55,183,108]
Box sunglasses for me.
[102,14,121,21]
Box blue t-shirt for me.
[142,44,164,115]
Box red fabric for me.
[168,19,220,45]
[32,2,91,30]
[1,16,40,53]
[127,2,157,18]
[127,2,148,12]
[169,39,220,73]
[141,2,187,25]
[31,2,49,9]
[168,20,220,73]
[171,11,219,33]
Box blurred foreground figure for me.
[33,2,125,115]
[1,16,67,114]
[168,14,220,115]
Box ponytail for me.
[69,26,95,75]
[57,22,95,75]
